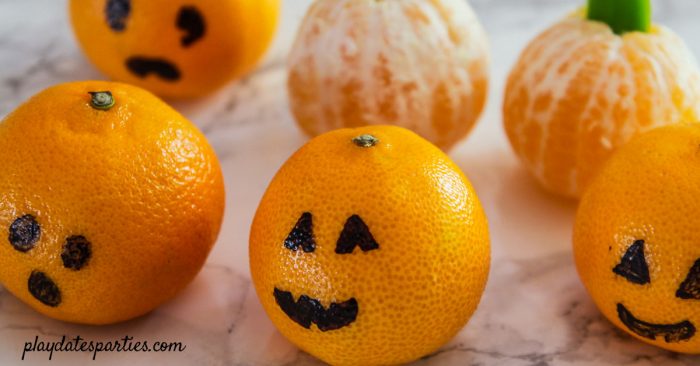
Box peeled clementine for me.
[574,124,700,353]
[0,81,225,324]
[503,5,700,198]
[250,125,490,365]
[69,0,280,99]
[288,0,490,150]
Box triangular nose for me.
[335,214,379,254]
[613,239,650,285]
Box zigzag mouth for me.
[273,287,358,332]
[617,303,696,343]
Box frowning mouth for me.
[617,303,696,343]
[273,287,358,332]
[125,56,181,82]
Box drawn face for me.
[8,214,92,308]
[273,212,379,331]
[612,239,700,343]
[70,0,280,98]
[105,0,205,82]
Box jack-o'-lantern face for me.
[272,212,379,331]
[249,126,491,365]
[611,239,700,343]
[69,0,280,99]
[574,124,700,354]
[576,217,700,353]
[576,227,700,354]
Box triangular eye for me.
[613,240,651,285]
[336,215,379,254]
[677,259,700,300]
[284,212,315,253]
[613,240,650,285]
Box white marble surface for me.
[0,0,699,365]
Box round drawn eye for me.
[9,214,41,252]
[61,235,92,270]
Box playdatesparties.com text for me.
[22,335,186,360]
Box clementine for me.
[250,125,490,365]
[0,81,225,324]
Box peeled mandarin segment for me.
[574,124,700,354]
[249,125,490,365]
[287,0,490,151]
[503,8,700,198]
[587,0,651,35]
[69,0,280,99]
[0,81,225,324]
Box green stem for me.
[352,134,379,148]
[88,91,115,110]
[587,0,651,35]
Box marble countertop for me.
[1,0,700,365]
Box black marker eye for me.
[613,240,650,285]
[105,0,131,32]
[677,259,700,300]
[336,215,379,254]
[176,6,206,47]
[61,235,92,271]
[9,214,41,252]
[284,212,315,253]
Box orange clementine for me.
[249,125,490,365]
[69,0,280,99]
[0,81,225,324]
[574,124,700,353]
[287,0,490,150]
[503,9,700,198]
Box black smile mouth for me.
[273,287,358,332]
[125,57,181,82]
[617,303,696,343]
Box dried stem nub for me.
[352,134,379,148]
[88,91,115,110]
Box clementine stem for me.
[88,91,115,110]
[353,134,379,148]
[587,0,651,35]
